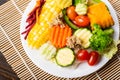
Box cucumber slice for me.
[74,28,92,48]
[55,48,75,67]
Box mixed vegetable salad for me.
[22,0,119,67]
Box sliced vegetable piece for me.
[53,26,60,47]
[61,26,69,47]
[55,48,75,67]
[58,28,64,48]
[49,25,72,48]
[74,28,92,48]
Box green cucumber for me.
[74,28,92,48]
[55,48,75,67]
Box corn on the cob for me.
[27,0,72,49]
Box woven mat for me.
[0,0,120,79]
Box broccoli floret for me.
[90,24,113,52]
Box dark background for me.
[0,0,9,5]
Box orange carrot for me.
[58,27,64,48]
[67,27,72,37]
[50,27,56,42]
[62,26,69,47]
[49,25,72,48]
[36,8,39,23]
[53,26,60,47]
[63,25,72,47]
[64,27,72,45]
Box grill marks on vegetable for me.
[49,25,72,48]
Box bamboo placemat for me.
[0,0,120,79]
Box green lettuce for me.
[101,40,119,59]
[88,0,101,5]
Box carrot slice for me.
[67,27,72,37]
[53,26,60,47]
[49,25,72,48]
[50,27,55,42]
[62,26,69,47]
[58,27,64,48]
[64,26,72,46]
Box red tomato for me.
[67,6,78,21]
[72,20,80,26]
[88,51,99,66]
[76,49,89,61]
[75,15,90,27]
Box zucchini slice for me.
[55,48,75,67]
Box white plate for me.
[20,0,119,78]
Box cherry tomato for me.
[67,6,78,21]
[88,51,99,66]
[76,49,89,61]
[72,20,80,26]
[75,15,90,27]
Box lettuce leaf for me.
[100,40,120,59]
[88,0,101,5]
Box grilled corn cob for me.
[27,0,72,49]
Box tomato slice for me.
[75,15,90,27]
[67,6,78,21]
[88,51,99,66]
[76,49,89,61]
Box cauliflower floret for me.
[75,3,87,15]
